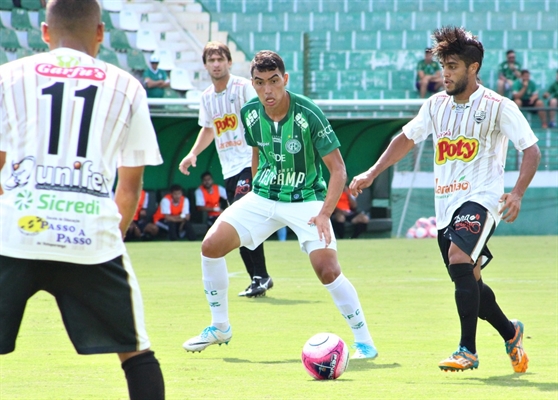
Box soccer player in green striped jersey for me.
[183,51,378,359]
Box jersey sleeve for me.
[160,197,171,215]
[182,197,190,215]
[218,185,227,199]
[500,100,539,151]
[307,103,341,157]
[241,106,257,147]
[0,76,7,152]
[402,100,430,144]
[198,93,213,128]
[118,87,163,167]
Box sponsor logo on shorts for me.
[453,213,482,234]
[235,179,251,196]
[436,136,479,165]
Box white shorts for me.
[218,192,337,254]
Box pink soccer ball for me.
[406,227,416,238]
[416,217,430,228]
[415,226,428,238]
[301,333,349,380]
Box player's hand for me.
[499,192,521,223]
[178,153,196,175]
[308,214,332,247]
[349,171,374,197]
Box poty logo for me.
[436,136,479,165]
[36,63,106,81]
[214,113,238,136]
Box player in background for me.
[179,42,273,298]
[350,26,540,373]
[182,50,378,360]
[0,1,165,398]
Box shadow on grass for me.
[223,358,300,364]
[244,297,321,306]
[462,374,558,392]
[348,361,401,371]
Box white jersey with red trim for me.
[0,48,163,264]
[402,85,538,229]
[198,74,256,179]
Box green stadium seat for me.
[229,31,251,54]
[365,70,389,90]
[163,87,182,99]
[20,0,43,10]
[438,12,465,29]
[364,11,387,31]
[490,12,514,31]
[354,32,377,50]
[516,11,539,31]
[109,29,132,52]
[0,27,20,50]
[449,0,471,12]
[27,28,47,51]
[0,0,13,10]
[286,70,303,93]
[271,0,293,13]
[312,70,338,91]
[294,0,316,13]
[97,46,121,67]
[330,31,353,51]
[213,13,233,32]
[340,70,364,90]
[278,31,302,52]
[321,0,344,12]
[507,31,529,50]
[531,31,557,50]
[349,50,373,69]
[218,0,244,13]
[406,30,429,51]
[11,8,33,31]
[541,12,558,31]
[392,70,415,91]
[323,50,346,70]
[281,50,301,71]
[15,47,32,58]
[347,0,370,13]
[479,30,504,50]
[383,89,410,99]
[242,0,269,13]
[523,0,550,12]
[472,0,495,13]
[390,11,412,29]
[497,0,522,12]
[102,10,116,31]
[312,12,335,32]
[126,48,147,71]
[524,50,550,70]
[355,90,382,99]
[371,49,400,70]
[482,49,502,69]
[286,13,310,32]
[253,32,278,52]
[464,13,489,32]
[261,13,285,32]
[234,13,260,33]
[379,31,403,50]
[420,0,446,12]
[37,7,44,25]
[0,47,8,64]
[338,12,363,32]
[370,0,394,12]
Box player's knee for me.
[448,263,474,281]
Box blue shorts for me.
[437,201,495,269]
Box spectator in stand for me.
[143,55,170,98]
[195,171,227,227]
[331,185,370,239]
[512,69,548,128]
[543,70,558,128]
[416,48,443,98]
[497,50,522,97]
[153,184,196,241]
[125,190,159,241]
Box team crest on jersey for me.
[229,93,237,103]
[285,138,302,154]
[474,110,486,123]
[214,114,238,136]
[436,136,479,165]
[4,156,35,190]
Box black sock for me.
[247,243,269,278]
[331,220,345,239]
[448,263,479,354]
[351,223,367,239]
[121,351,165,400]
[478,279,515,341]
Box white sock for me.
[201,255,229,329]
[324,273,374,345]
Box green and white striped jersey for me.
[241,91,340,202]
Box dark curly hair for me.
[432,26,484,75]
[250,50,285,77]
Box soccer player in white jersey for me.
[179,42,273,298]
[0,1,165,398]
[350,26,540,373]
[183,50,378,360]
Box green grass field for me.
[0,236,556,399]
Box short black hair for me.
[250,50,285,77]
[169,184,183,193]
[432,26,484,75]
[202,41,232,64]
[201,171,212,180]
[46,0,101,33]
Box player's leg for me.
[48,255,165,399]
[184,193,281,352]
[549,98,557,127]
[330,210,346,239]
[226,168,273,297]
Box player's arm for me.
[308,149,346,246]
[0,150,5,195]
[350,132,415,196]
[114,166,145,239]
[251,146,259,178]
[179,127,215,175]
[499,143,541,223]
